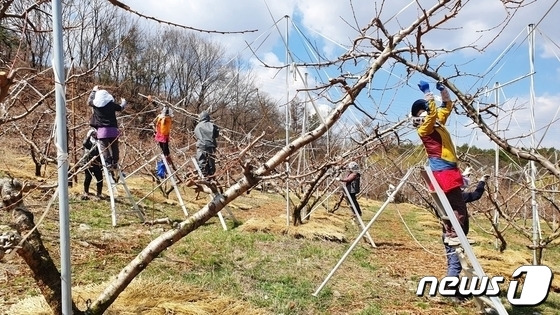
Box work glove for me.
[462,166,472,177]
[92,85,99,92]
[120,98,127,108]
[480,174,490,182]
[437,81,451,102]
[418,80,430,94]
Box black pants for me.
[159,141,170,156]
[99,137,119,168]
[84,165,103,195]
[196,148,216,177]
[442,187,469,237]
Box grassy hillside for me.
[1,151,559,315]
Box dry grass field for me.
[1,148,559,315]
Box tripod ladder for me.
[190,156,238,230]
[341,184,376,248]
[313,167,416,296]
[97,141,144,227]
[420,166,508,315]
[160,155,189,217]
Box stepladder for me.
[96,141,144,227]
[340,184,376,248]
[313,167,416,296]
[420,166,508,315]
[190,156,238,230]
[158,155,189,217]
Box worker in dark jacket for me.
[88,85,127,170]
[339,161,362,216]
[194,111,219,178]
[461,167,490,203]
[81,129,103,200]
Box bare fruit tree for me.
[1,0,557,314]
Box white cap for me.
[162,107,174,117]
[347,161,359,171]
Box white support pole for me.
[52,0,72,313]
[296,73,309,175]
[493,82,500,250]
[123,154,160,179]
[313,168,415,296]
[528,23,541,264]
[285,15,291,226]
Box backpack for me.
[155,115,172,136]
[156,160,167,179]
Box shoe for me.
[444,236,476,246]
[448,296,470,305]
[109,171,118,183]
[457,293,473,301]
[80,193,90,201]
[444,237,460,246]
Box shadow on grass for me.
[372,241,406,248]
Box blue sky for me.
[132,1,560,150]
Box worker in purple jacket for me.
[88,85,127,170]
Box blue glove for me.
[436,82,445,91]
[418,80,430,93]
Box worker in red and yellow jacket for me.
[410,80,468,247]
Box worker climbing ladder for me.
[190,156,238,230]
[314,166,507,314]
[420,165,508,315]
[341,184,376,248]
[97,141,144,227]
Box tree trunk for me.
[1,178,82,314]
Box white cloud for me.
[128,1,560,148]
[447,93,560,150]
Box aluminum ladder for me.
[97,141,144,227]
[341,183,376,248]
[190,156,238,230]
[420,165,508,315]
[160,155,189,217]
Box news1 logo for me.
[416,265,553,306]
